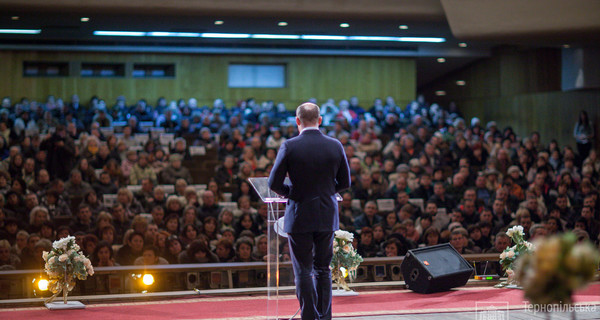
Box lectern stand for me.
[248,177,288,320]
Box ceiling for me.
[0,0,598,88]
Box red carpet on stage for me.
[1,283,599,320]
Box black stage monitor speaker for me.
[401,243,473,294]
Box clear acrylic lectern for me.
[248,177,288,320]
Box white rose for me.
[48,256,56,264]
[506,229,514,238]
[500,251,507,260]
[507,250,515,259]
[335,230,354,242]
[87,267,94,276]
[514,225,524,236]
[59,254,69,262]
[42,251,49,261]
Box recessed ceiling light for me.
[399,25,408,30]
[456,80,466,86]
[214,20,224,25]
[437,58,446,63]
[81,17,90,22]
[562,44,570,48]
[278,21,288,27]
[458,42,467,47]
[11,16,19,21]
[340,23,350,28]
[435,90,446,96]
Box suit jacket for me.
[268,129,350,233]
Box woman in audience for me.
[420,226,441,247]
[218,209,234,231]
[208,179,225,203]
[164,214,180,236]
[178,239,219,263]
[164,235,184,264]
[28,206,50,234]
[84,189,106,215]
[202,216,219,244]
[180,223,199,247]
[214,238,235,262]
[116,188,143,218]
[233,195,257,218]
[232,236,256,262]
[181,205,202,229]
[92,241,118,267]
[165,195,184,217]
[115,231,144,265]
[235,212,258,237]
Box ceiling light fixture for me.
[214,20,224,25]
[201,33,251,38]
[435,90,446,96]
[148,32,200,37]
[301,34,348,41]
[562,44,570,48]
[252,34,300,40]
[93,31,145,37]
[458,42,467,47]
[456,80,466,86]
[81,17,90,22]
[340,23,350,28]
[11,16,19,21]
[0,29,41,34]
[399,25,408,30]
[437,58,446,63]
[278,22,288,27]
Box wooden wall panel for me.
[0,51,415,109]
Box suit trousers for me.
[288,231,334,320]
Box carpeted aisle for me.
[1,283,598,320]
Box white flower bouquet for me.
[43,236,94,304]
[498,225,535,286]
[331,230,363,291]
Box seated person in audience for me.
[466,225,485,253]
[134,178,156,212]
[116,231,145,266]
[171,138,191,161]
[193,127,219,150]
[354,201,383,230]
[178,239,219,263]
[414,213,433,236]
[529,223,548,241]
[198,190,222,220]
[69,203,95,234]
[117,187,144,218]
[109,203,129,244]
[217,209,234,231]
[82,234,99,257]
[134,245,169,265]
[30,169,52,196]
[402,219,420,243]
[357,227,379,258]
[20,238,51,270]
[380,238,405,257]
[353,170,384,202]
[164,195,184,217]
[420,227,440,247]
[252,234,269,261]
[372,224,386,247]
[485,232,511,254]
[28,206,51,234]
[98,225,115,246]
[39,221,55,241]
[2,217,19,245]
[449,228,474,254]
[214,238,235,262]
[159,154,192,185]
[214,155,237,187]
[514,208,533,239]
[163,236,183,264]
[93,171,119,198]
[129,152,157,185]
[83,189,106,216]
[410,173,434,201]
[180,223,199,248]
[231,236,258,262]
[0,239,20,270]
[120,150,138,180]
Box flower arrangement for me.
[515,232,599,306]
[498,225,535,286]
[43,236,94,304]
[331,230,363,291]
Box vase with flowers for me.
[496,225,535,288]
[331,230,363,295]
[43,236,94,309]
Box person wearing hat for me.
[158,153,192,185]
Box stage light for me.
[38,279,49,291]
[340,23,350,28]
[0,29,41,34]
[278,22,288,27]
[142,274,155,286]
[399,25,409,30]
[81,17,90,22]
[214,20,224,25]
[437,57,446,63]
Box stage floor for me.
[1,283,598,320]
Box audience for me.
[0,94,597,274]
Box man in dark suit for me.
[269,102,351,320]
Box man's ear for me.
[296,117,301,126]
[318,116,323,126]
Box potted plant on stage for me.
[43,236,94,309]
[496,225,535,288]
[515,233,599,320]
[331,230,363,296]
